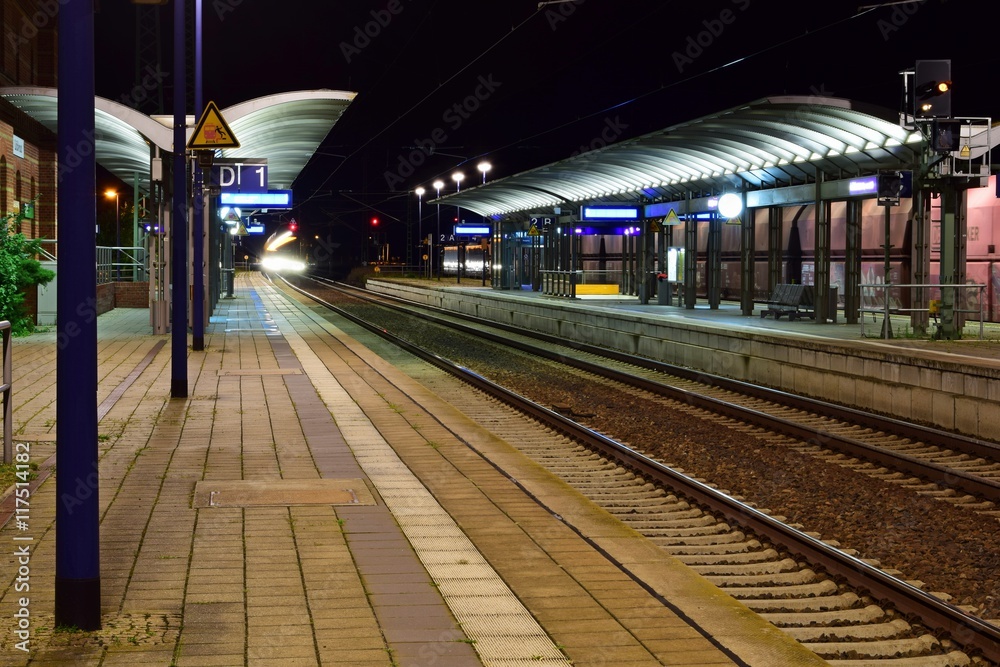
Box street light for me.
[415,186,425,276]
[452,172,465,282]
[104,189,120,281]
[478,161,491,184]
[433,180,444,278]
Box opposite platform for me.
[0,272,825,666]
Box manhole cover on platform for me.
[217,368,302,376]
[192,479,375,508]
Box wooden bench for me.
[760,284,815,321]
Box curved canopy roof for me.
[0,87,356,192]
[440,96,928,217]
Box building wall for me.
[0,0,58,324]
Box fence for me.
[860,283,987,339]
[97,246,148,284]
[1,320,11,464]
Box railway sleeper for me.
[741,591,860,612]
[658,538,762,555]
[611,501,693,515]
[827,651,972,667]
[759,602,886,626]
[805,633,945,660]
[625,523,733,538]
[706,567,824,588]
[671,547,781,565]
[721,578,839,599]
[647,530,749,546]
[783,618,913,642]
[689,557,800,576]
[616,513,718,528]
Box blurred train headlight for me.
[261,256,306,273]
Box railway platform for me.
[0,272,825,666]
[367,278,1000,442]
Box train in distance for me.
[261,221,305,273]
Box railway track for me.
[276,274,1000,665]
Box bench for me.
[760,284,815,320]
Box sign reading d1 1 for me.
[213,162,268,194]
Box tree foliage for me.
[0,204,55,335]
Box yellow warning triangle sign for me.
[663,209,681,225]
[528,224,540,236]
[725,214,742,226]
[235,221,249,236]
[187,100,240,149]
[649,218,661,233]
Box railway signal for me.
[914,59,952,118]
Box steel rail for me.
[284,275,1000,664]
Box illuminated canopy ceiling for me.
[437,96,944,217]
[0,87,356,193]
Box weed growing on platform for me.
[0,459,37,489]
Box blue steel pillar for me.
[56,0,101,630]
[191,0,204,351]
[171,0,188,397]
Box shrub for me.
[0,205,55,335]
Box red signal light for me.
[371,217,379,226]
[288,219,298,232]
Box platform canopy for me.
[0,87,356,192]
[437,96,931,217]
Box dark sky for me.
[93,0,999,257]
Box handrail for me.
[860,283,986,339]
[1,320,11,464]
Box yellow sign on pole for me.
[725,214,742,226]
[187,100,240,150]
[649,218,661,233]
[528,224,540,236]
[663,209,681,225]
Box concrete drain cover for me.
[192,479,375,508]
[217,368,302,376]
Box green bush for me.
[1,206,54,336]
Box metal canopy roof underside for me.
[0,87,356,192]
[440,96,927,217]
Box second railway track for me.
[275,273,1000,665]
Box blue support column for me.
[55,0,101,630]
[171,0,188,397]
[191,0,204,351]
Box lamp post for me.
[452,172,464,283]
[478,161,491,184]
[415,186,425,276]
[433,179,444,278]
[105,189,120,281]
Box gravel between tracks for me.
[336,293,1000,621]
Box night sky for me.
[92,0,1000,260]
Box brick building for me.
[1,0,58,323]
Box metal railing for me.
[97,246,148,284]
[1,320,11,464]
[860,283,987,339]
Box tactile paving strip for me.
[256,284,572,667]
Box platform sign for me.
[187,100,240,149]
[219,190,293,208]
[454,224,490,236]
[213,161,268,194]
